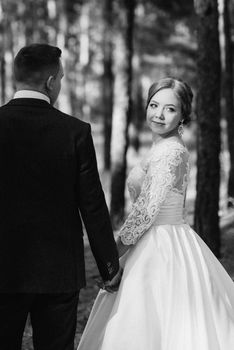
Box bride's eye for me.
[166,107,175,112]
[149,103,158,109]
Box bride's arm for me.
[115,235,131,257]
[117,144,188,246]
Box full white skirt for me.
[78,224,234,350]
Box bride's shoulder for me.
[139,138,189,171]
[151,138,189,161]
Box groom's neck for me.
[15,83,48,98]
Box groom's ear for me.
[46,76,55,91]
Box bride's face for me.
[146,88,182,137]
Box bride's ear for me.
[46,76,54,92]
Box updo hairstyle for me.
[146,77,193,125]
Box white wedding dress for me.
[78,139,234,350]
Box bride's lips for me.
[152,121,165,126]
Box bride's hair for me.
[146,77,193,125]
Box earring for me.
[178,120,184,137]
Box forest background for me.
[0,0,234,348]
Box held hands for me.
[96,266,123,293]
[96,236,131,293]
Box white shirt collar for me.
[14,90,50,104]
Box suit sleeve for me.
[76,124,119,281]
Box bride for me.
[78,77,234,350]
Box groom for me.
[0,44,121,349]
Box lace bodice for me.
[118,140,190,245]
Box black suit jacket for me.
[0,98,119,293]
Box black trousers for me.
[0,291,79,350]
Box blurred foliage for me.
[0,0,198,118]
[149,0,194,18]
[0,0,233,220]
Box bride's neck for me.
[152,129,180,145]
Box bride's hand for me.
[116,236,131,258]
[96,267,123,293]
[105,267,123,293]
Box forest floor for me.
[21,123,234,349]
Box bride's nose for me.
[155,107,164,120]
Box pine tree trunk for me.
[23,0,49,45]
[0,1,6,105]
[24,0,36,44]
[56,0,82,115]
[223,0,234,205]
[103,0,114,170]
[0,1,16,98]
[79,2,91,120]
[131,54,144,152]
[56,0,72,114]
[194,0,221,257]
[62,0,86,118]
[110,0,135,228]
[47,0,59,44]
[36,0,49,43]
[0,54,6,105]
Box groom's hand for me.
[104,267,123,293]
[96,267,123,293]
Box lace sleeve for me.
[118,143,189,245]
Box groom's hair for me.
[14,44,62,86]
